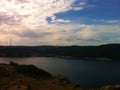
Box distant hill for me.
[0,44,120,60]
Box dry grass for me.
[0,75,83,90]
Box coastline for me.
[0,62,120,90]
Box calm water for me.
[0,57,120,88]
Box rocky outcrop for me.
[0,64,17,76]
[0,62,120,90]
[0,62,52,79]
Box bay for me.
[0,57,120,88]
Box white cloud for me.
[0,0,79,27]
[0,0,82,45]
[0,0,89,27]
[70,1,94,11]
[71,1,86,11]
[50,15,70,24]
[0,0,119,46]
[79,29,96,39]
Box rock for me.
[0,64,17,76]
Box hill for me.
[0,44,120,59]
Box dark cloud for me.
[7,0,29,3]
[84,38,101,42]
[0,12,28,25]
[14,29,52,38]
[0,13,16,25]
[57,37,101,43]
[15,30,40,38]
[17,0,29,3]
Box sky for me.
[0,0,120,46]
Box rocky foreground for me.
[0,62,120,90]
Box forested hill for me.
[0,44,120,60]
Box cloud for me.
[0,0,119,46]
[0,0,88,27]
[51,24,120,45]
[93,19,120,24]
[7,0,29,3]
[0,12,28,25]
[71,1,94,11]
[0,22,120,45]
[50,15,70,24]
[36,24,100,45]
[71,2,87,11]
[99,19,120,24]
[14,29,41,38]
[78,29,96,40]
[0,0,90,45]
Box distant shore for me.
[0,44,120,60]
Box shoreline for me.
[0,62,120,90]
[0,56,116,61]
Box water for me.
[0,57,120,88]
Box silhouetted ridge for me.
[0,44,120,60]
[99,44,120,47]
